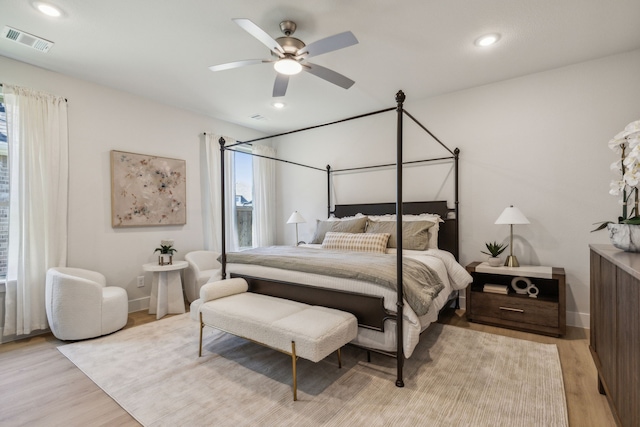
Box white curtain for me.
[2,85,68,337]
[252,144,276,247]
[204,133,238,252]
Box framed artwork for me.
[110,150,186,227]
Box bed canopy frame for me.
[216,90,460,387]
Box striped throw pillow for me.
[321,232,391,253]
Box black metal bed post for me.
[395,90,405,388]
[219,137,227,279]
[454,148,460,259]
[326,165,332,218]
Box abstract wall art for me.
[110,150,186,227]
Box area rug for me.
[58,314,568,427]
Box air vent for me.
[250,114,267,121]
[2,26,54,52]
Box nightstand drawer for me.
[471,292,559,328]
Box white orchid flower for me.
[610,180,624,196]
[623,147,640,169]
[608,137,625,152]
[611,160,622,171]
[604,120,640,225]
[628,134,640,149]
[624,120,640,134]
[608,120,640,150]
[624,171,639,187]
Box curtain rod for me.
[0,83,68,103]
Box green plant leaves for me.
[154,245,177,254]
[481,241,508,257]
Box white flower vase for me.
[487,257,502,267]
[607,223,640,252]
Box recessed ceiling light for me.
[475,33,500,47]
[272,102,285,109]
[34,2,62,17]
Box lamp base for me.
[504,255,520,267]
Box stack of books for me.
[483,283,509,295]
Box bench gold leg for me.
[199,312,204,357]
[337,347,342,369]
[291,341,297,401]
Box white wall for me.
[274,49,640,328]
[0,55,265,317]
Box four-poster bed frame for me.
[216,90,460,387]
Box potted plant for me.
[592,119,640,251]
[482,241,508,267]
[154,239,177,265]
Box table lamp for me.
[287,211,306,246]
[495,205,530,267]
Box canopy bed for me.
[212,91,470,387]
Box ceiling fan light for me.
[274,58,302,75]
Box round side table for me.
[143,260,188,319]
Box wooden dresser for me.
[590,244,640,427]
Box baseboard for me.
[566,310,589,330]
[1,328,49,344]
[128,296,150,313]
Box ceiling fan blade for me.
[233,18,285,57]
[303,62,355,89]
[273,73,289,97]
[209,59,270,72]
[297,31,358,58]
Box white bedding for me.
[216,245,471,358]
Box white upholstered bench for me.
[191,278,358,401]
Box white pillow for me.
[326,213,366,221]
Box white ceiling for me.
[2,0,639,133]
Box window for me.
[234,150,253,248]
[0,98,7,278]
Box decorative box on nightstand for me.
[465,262,566,336]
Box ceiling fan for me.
[209,19,358,97]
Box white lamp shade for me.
[287,211,306,224]
[495,205,529,225]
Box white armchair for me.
[45,267,128,341]
[184,251,221,303]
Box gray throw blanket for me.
[225,246,444,316]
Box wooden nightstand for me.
[465,262,566,336]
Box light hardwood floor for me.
[0,307,616,426]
